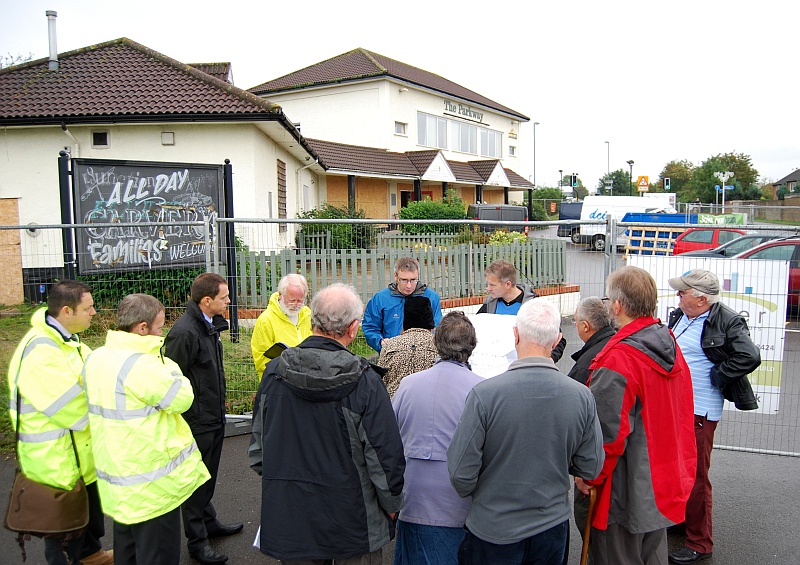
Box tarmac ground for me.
[1,433,798,565]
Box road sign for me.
[637,176,649,188]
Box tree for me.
[0,53,33,69]
[657,160,694,200]
[684,153,762,203]
[596,169,631,197]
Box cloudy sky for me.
[3,0,798,190]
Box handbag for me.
[4,353,89,557]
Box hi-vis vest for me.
[7,308,96,490]
[83,330,210,524]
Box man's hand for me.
[575,477,592,496]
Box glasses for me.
[601,297,610,302]
[283,299,305,306]
[397,278,419,286]
[572,318,580,326]
[676,290,693,297]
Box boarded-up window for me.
[277,159,287,233]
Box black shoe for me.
[189,545,228,565]
[669,547,712,564]
[207,522,244,538]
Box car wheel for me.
[592,235,606,251]
[570,230,581,244]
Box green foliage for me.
[79,267,204,314]
[777,186,788,200]
[676,153,762,203]
[489,230,529,245]
[530,201,548,222]
[296,203,377,249]
[531,188,563,201]
[597,169,636,197]
[398,190,466,234]
[657,159,695,197]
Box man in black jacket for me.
[666,269,761,564]
[249,283,405,564]
[165,273,243,565]
[568,296,616,386]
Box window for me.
[509,145,517,157]
[417,112,500,157]
[277,160,287,233]
[717,230,743,244]
[749,244,796,262]
[91,131,109,149]
[683,230,714,244]
[394,121,407,135]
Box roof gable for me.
[469,160,509,186]
[249,48,528,120]
[0,38,280,123]
[775,169,800,185]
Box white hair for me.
[277,273,308,296]
[515,298,561,348]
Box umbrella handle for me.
[580,486,597,565]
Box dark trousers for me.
[44,480,105,565]
[685,415,718,554]
[114,507,181,565]
[182,426,224,552]
[457,521,569,565]
[590,524,667,565]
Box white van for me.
[576,194,677,251]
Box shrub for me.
[489,230,529,245]
[398,190,466,234]
[296,203,377,249]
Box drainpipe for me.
[61,123,80,157]
[46,11,59,71]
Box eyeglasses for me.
[572,318,580,326]
[397,278,419,286]
[601,297,610,302]
[676,290,694,297]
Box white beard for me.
[279,299,300,325]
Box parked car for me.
[733,238,800,306]
[680,234,781,258]
[467,204,529,234]
[556,201,582,241]
[672,227,747,255]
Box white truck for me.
[573,194,678,251]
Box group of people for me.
[8,274,243,565]
[8,255,761,565]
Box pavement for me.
[2,433,798,565]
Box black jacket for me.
[164,299,229,433]
[567,325,616,386]
[668,302,761,411]
[248,336,404,560]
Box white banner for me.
[628,256,788,414]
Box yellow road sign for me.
[637,176,649,187]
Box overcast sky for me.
[3,0,798,191]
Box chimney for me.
[46,10,58,71]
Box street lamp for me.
[626,160,635,196]
[559,169,563,193]
[605,141,610,176]
[530,121,540,221]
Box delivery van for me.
[574,194,677,251]
[467,204,529,234]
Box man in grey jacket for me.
[448,298,604,565]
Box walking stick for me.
[580,486,597,565]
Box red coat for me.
[587,316,697,532]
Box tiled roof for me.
[406,150,440,175]
[249,48,528,121]
[0,38,282,124]
[306,139,420,177]
[306,138,531,187]
[775,169,800,185]
[469,160,501,182]
[188,62,233,83]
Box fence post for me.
[58,150,76,280]
[223,160,239,342]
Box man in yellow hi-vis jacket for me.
[83,294,210,565]
[7,280,113,565]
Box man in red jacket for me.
[576,266,697,565]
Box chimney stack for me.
[46,10,58,71]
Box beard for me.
[279,298,302,321]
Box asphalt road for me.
[2,433,798,565]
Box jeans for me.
[393,520,465,565]
[457,521,569,565]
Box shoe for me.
[669,547,712,564]
[189,545,228,565]
[80,549,114,565]
[207,522,244,538]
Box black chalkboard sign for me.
[72,158,224,273]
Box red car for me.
[734,238,800,307]
[672,227,747,255]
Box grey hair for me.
[394,256,419,274]
[689,288,720,304]
[606,266,658,319]
[310,283,363,338]
[575,297,613,330]
[277,273,308,296]
[117,294,164,332]
[515,298,561,348]
[434,311,477,363]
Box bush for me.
[296,203,377,249]
[398,190,466,234]
[489,230,529,245]
[79,267,204,314]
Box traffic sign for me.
[637,176,649,188]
